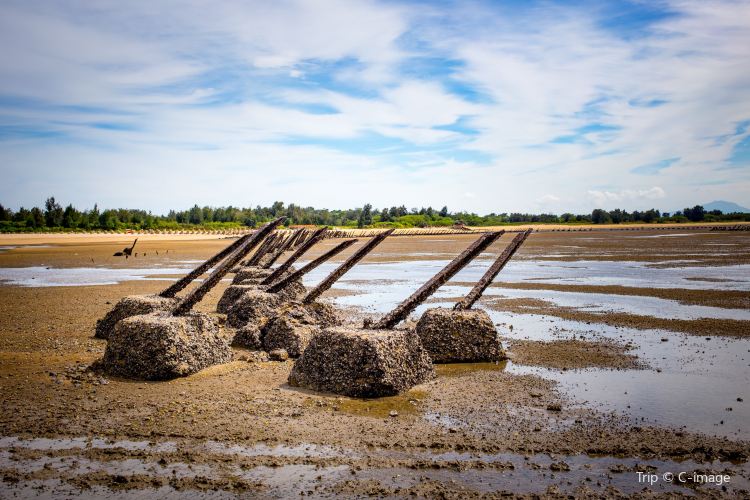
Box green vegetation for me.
[0,198,748,233]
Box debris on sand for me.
[289,327,435,397]
[269,348,289,361]
[95,294,178,340]
[103,312,231,380]
[416,307,506,363]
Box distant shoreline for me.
[1,221,748,245]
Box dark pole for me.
[454,229,531,310]
[172,217,286,316]
[371,231,504,329]
[246,232,280,266]
[159,233,252,298]
[261,227,328,285]
[265,239,357,293]
[262,229,300,268]
[302,229,393,304]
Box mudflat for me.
[0,229,748,498]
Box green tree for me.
[357,204,373,228]
[591,208,612,224]
[439,206,449,217]
[44,197,63,227]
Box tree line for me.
[0,198,748,232]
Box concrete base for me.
[415,308,506,363]
[288,327,435,397]
[226,290,282,329]
[95,294,178,339]
[103,312,231,380]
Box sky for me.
[0,0,749,215]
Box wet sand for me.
[0,231,748,497]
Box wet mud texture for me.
[1,233,749,497]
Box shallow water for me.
[1,437,747,497]
[301,258,750,292]
[297,255,750,440]
[0,265,194,286]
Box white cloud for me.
[587,187,666,207]
[0,0,749,213]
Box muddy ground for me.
[0,230,748,498]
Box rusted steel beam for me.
[172,217,285,316]
[303,229,393,304]
[246,232,280,266]
[454,229,531,311]
[371,231,504,329]
[262,230,300,268]
[261,227,328,285]
[265,238,357,294]
[159,233,252,298]
[289,229,307,249]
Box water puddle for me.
[0,265,195,286]
[493,312,750,439]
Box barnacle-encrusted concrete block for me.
[232,324,263,350]
[288,327,435,397]
[263,315,319,358]
[226,290,282,329]
[95,294,178,340]
[217,284,260,314]
[231,266,272,285]
[415,308,506,363]
[262,302,341,357]
[103,312,231,380]
[272,279,307,302]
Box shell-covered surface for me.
[231,266,272,285]
[232,324,263,350]
[288,327,435,397]
[415,307,506,363]
[226,290,282,329]
[103,312,231,380]
[217,284,260,314]
[94,294,178,340]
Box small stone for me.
[546,403,562,412]
[738,397,744,402]
[269,349,289,361]
[389,410,399,417]
[660,338,668,342]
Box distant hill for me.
[703,200,750,213]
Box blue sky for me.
[0,0,748,214]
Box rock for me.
[389,410,399,417]
[217,284,260,314]
[546,403,562,411]
[232,324,263,350]
[103,312,231,380]
[415,308,506,363]
[226,290,282,329]
[289,327,435,397]
[95,294,179,339]
[269,348,289,361]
